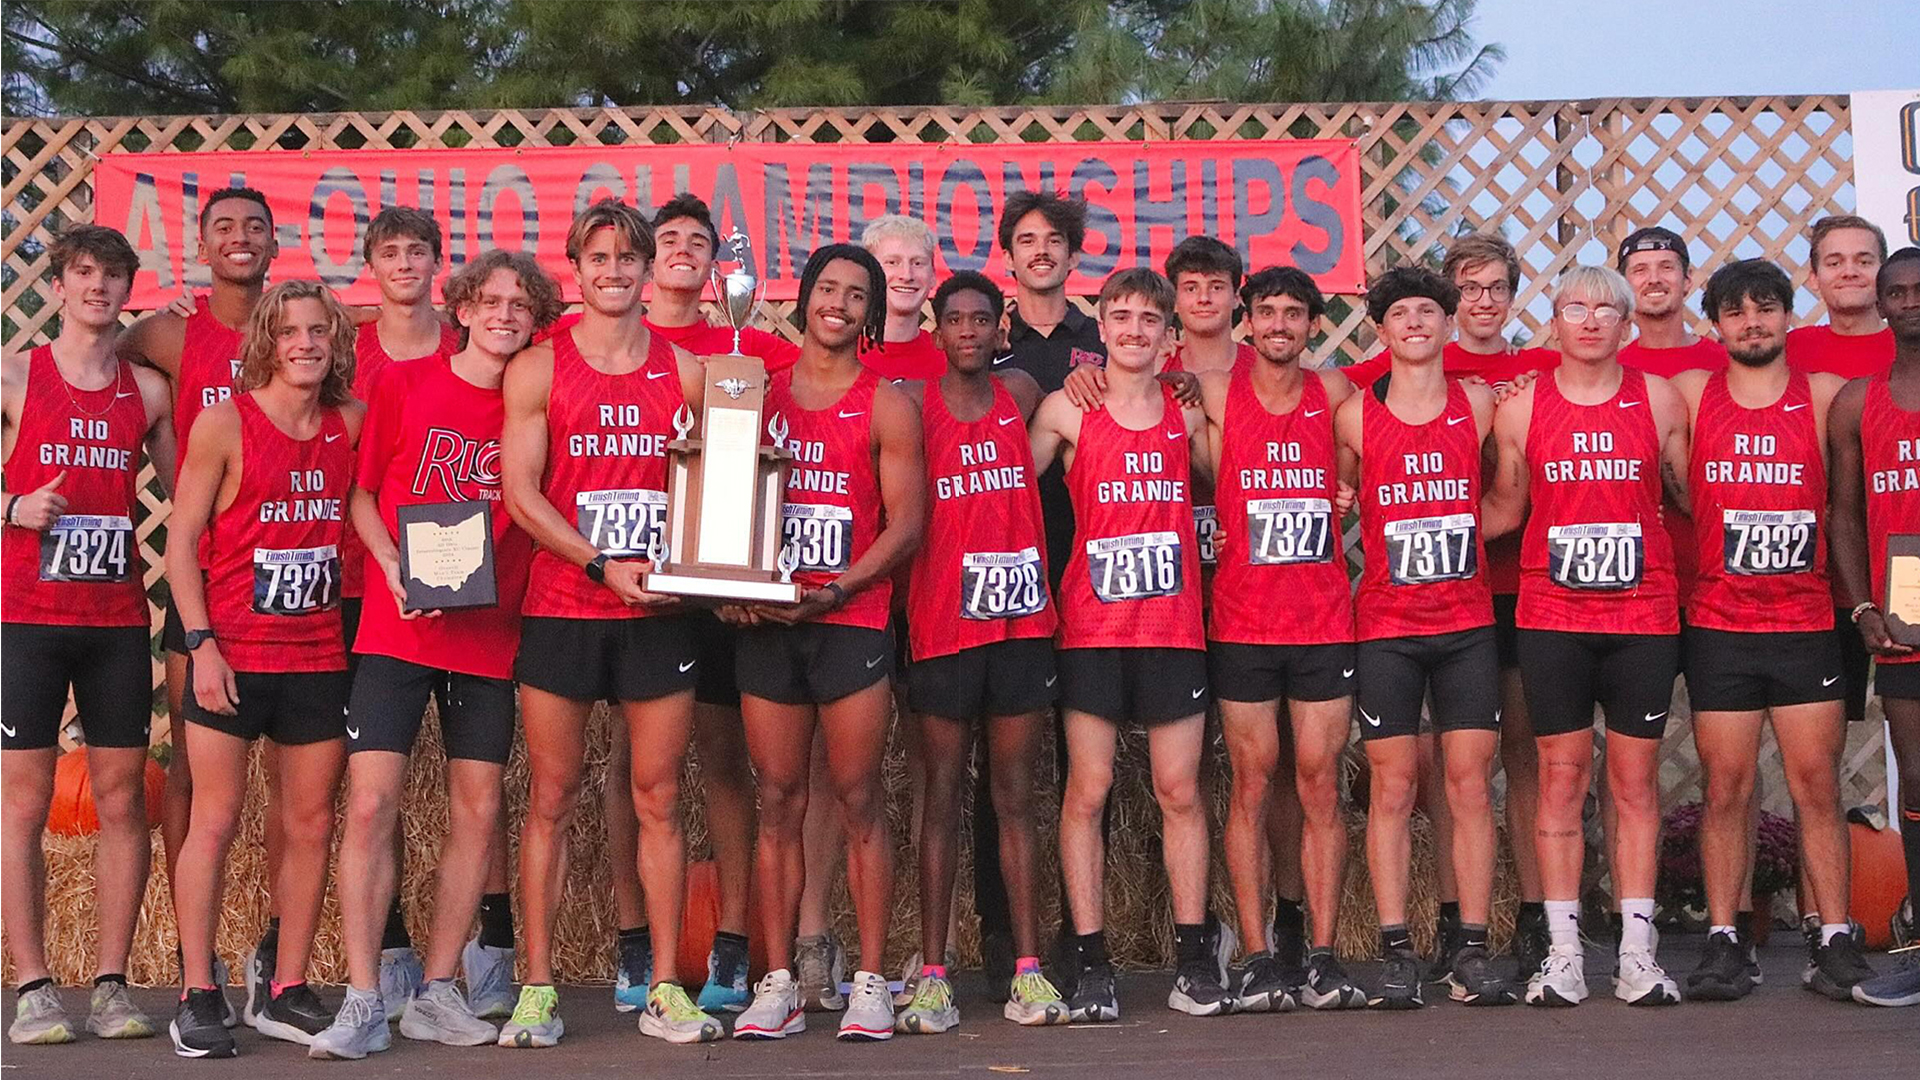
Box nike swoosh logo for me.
[1342,668,1355,678]
[866,654,886,669]
[1304,409,1325,418]
[998,415,1020,426]
[1644,711,1666,723]
[1494,709,1503,724]
[1167,430,1184,440]
[0,722,15,738]
[325,433,343,442]
[1359,707,1381,727]
[115,391,138,399]
[1190,687,1205,699]
[345,724,360,739]
[1822,675,1839,686]
[679,660,696,672]
[647,369,671,379]
[1618,400,1641,408]
[1784,403,1808,412]
[840,410,866,419]
[992,354,1013,366]
[1446,415,1469,426]
[1045,675,1057,687]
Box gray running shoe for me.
[896,973,958,1034]
[378,946,423,1023]
[307,987,390,1060]
[1852,954,1920,1008]
[9,984,74,1045]
[169,988,235,1058]
[795,933,847,1011]
[256,982,334,1046]
[210,955,238,1029]
[638,982,724,1044]
[86,981,155,1038]
[461,938,516,1020]
[401,979,498,1046]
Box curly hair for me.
[236,281,357,406]
[796,243,886,351]
[442,249,566,343]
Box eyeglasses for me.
[1558,303,1624,327]
[1457,281,1512,303]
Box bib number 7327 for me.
[38,514,133,582]
[1547,522,1644,590]
[252,545,340,615]
[576,488,667,557]
[1086,530,1183,603]
[960,548,1047,620]
[1384,513,1478,585]
[1722,509,1816,575]
[1246,497,1333,565]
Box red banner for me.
[92,139,1362,309]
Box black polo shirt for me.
[996,301,1106,592]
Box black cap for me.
[1617,226,1690,274]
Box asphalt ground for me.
[3,941,1913,1079]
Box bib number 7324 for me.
[1722,509,1816,575]
[1384,513,1477,585]
[38,514,133,582]
[252,545,340,615]
[1086,530,1183,603]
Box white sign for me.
[1852,89,1920,249]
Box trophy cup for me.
[640,229,804,603]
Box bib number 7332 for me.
[1722,508,1816,575]
[252,545,340,615]
[1086,530,1184,603]
[1384,513,1478,585]
[38,514,133,583]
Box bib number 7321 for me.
[576,488,667,557]
[252,545,340,615]
[960,548,1047,620]
[1547,522,1644,590]
[1384,513,1477,585]
[38,514,133,582]
[1086,530,1183,603]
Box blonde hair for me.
[861,214,935,258]
[236,280,357,406]
[1553,265,1635,318]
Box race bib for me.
[252,544,340,616]
[1384,513,1478,585]
[1547,522,1644,590]
[1193,505,1219,566]
[1245,497,1334,566]
[38,514,133,583]
[576,488,667,557]
[1087,530,1184,603]
[1722,509,1817,575]
[960,548,1048,620]
[782,503,853,573]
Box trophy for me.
[640,229,804,604]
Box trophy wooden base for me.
[642,567,804,604]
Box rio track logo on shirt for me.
[409,427,503,500]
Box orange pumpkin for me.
[674,860,765,984]
[46,751,166,837]
[1849,819,1909,950]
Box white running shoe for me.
[733,969,805,1040]
[838,970,894,1041]
[1525,943,1589,1007]
[639,982,724,1044]
[1614,946,1681,1006]
[378,946,423,1023]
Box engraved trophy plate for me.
[640,229,804,604]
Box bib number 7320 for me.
[1548,522,1644,590]
[252,545,340,615]
[1722,509,1816,575]
[1384,513,1478,585]
[1086,530,1183,603]
[38,514,133,583]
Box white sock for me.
[1821,923,1852,946]
[1708,924,1739,942]
[1545,900,1581,950]
[1620,899,1655,952]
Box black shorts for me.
[341,597,363,683]
[1834,608,1871,722]
[1057,646,1209,727]
[162,595,187,654]
[1878,661,1920,702]
[515,615,699,704]
[907,638,1057,721]
[181,660,348,745]
[1355,627,1500,741]
[1,624,152,751]
[1207,640,1355,704]
[346,654,516,765]
[1517,630,1679,740]
[1684,624,1845,713]
[688,609,742,707]
[1493,593,1521,670]
[736,622,894,706]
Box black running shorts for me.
[341,596,364,684]
[346,654,515,765]
[907,638,1057,722]
[688,608,741,708]
[1355,627,1499,741]
[1877,661,1920,702]
[180,660,349,745]
[1,624,153,751]
[1833,608,1871,722]
[515,615,699,704]
[1057,646,1209,727]
[1684,624,1845,713]
[1207,640,1356,704]
[161,595,187,655]
[736,622,894,706]
[1517,630,1679,740]
[1493,593,1521,670]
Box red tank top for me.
[523,326,682,620]
[174,297,244,476]
[1862,376,1920,666]
[1209,369,1352,645]
[1517,368,1677,634]
[2,347,150,627]
[1688,370,1830,632]
[342,321,463,600]
[766,367,891,631]
[908,378,1055,659]
[1159,344,1253,574]
[201,394,351,672]
[1058,386,1205,650]
[1356,380,1491,640]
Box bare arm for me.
[1647,374,1691,511]
[134,365,177,496]
[115,311,188,381]
[1826,378,1907,654]
[1027,390,1082,476]
[1480,386,1532,541]
[674,343,708,415]
[1198,370,1231,486]
[167,404,242,714]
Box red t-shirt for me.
[1863,376,1920,667]
[765,368,891,631]
[353,356,532,679]
[1786,325,1894,380]
[863,330,945,382]
[1343,341,1556,392]
[1620,337,1728,380]
[538,312,799,372]
[343,321,463,600]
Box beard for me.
[1727,338,1783,367]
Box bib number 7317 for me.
[1086,530,1183,603]
[252,545,340,615]
[38,514,133,582]
[1722,509,1816,575]
[1384,513,1477,585]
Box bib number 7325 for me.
[38,514,133,582]
[252,545,340,615]
[1722,509,1816,575]
[576,488,667,557]
[1086,530,1183,603]
[1384,513,1477,585]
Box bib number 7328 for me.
[38,514,133,582]
[1086,530,1183,603]
[1384,513,1477,585]
[960,548,1047,620]
[252,545,340,615]
[1722,509,1816,575]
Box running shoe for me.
[1231,951,1297,1013]
[981,929,1016,1004]
[1003,970,1069,1025]
[1210,921,1239,988]
[795,933,847,1011]
[640,982,724,1044]
[378,945,422,1023]
[613,935,653,1014]
[1270,919,1308,989]
[896,973,958,1034]
[1525,943,1588,1007]
[839,970,895,1041]
[1745,940,1764,987]
[255,982,333,1045]
[1807,932,1877,1001]
[1298,949,1367,1010]
[893,950,923,1008]
[461,938,516,1019]
[1686,931,1754,1002]
[1446,945,1516,1006]
[1799,914,1821,988]
[244,936,275,1028]
[698,933,751,1014]
[400,979,498,1046]
[498,984,564,1048]
[210,954,237,1029]
[1614,946,1681,1006]
[169,988,236,1059]
[1894,898,1916,950]
[1512,908,1550,989]
[1169,954,1233,1016]
[86,980,155,1039]
[307,986,390,1060]
[1067,960,1120,1023]
[1368,948,1423,1010]
[733,969,805,1040]
[9,984,73,1045]
[1427,911,1463,985]
[1851,954,1920,1007]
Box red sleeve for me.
[1342,354,1389,387]
[356,363,407,494]
[746,327,802,372]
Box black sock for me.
[478,893,515,950]
[1734,909,1755,941]
[261,918,280,952]
[1076,931,1109,968]
[1903,805,1920,923]
[18,977,51,994]
[1518,900,1546,924]
[1380,923,1413,955]
[1438,900,1461,927]
[618,926,651,966]
[93,973,127,987]
[1460,924,1489,951]
[1173,922,1209,966]
[1273,896,1305,933]
[381,901,412,952]
[713,930,748,949]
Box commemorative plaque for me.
[397,500,497,611]
[1887,533,1920,647]
[640,230,804,604]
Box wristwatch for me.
[183,628,217,651]
[1850,601,1880,623]
[584,553,611,584]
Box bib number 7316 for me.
[38,514,133,582]
[252,545,340,615]
[1722,509,1816,575]
[1086,530,1183,603]
[1384,513,1477,585]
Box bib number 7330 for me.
[1722,508,1816,575]
[38,514,133,582]
[252,545,340,615]
[781,503,852,573]
[1384,513,1478,585]
[1086,530,1184,603]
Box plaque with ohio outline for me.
[1887,533,1920,648]
[397,500,497,611]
